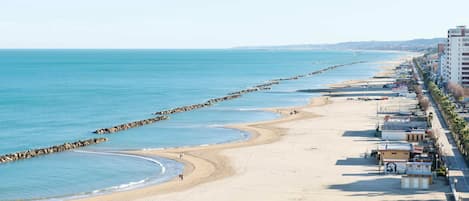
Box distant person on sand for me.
[178,174,184,181]
[179,153,184,159]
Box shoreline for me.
[75,96,329,201]
[74,54,414,201]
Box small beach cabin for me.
[377,143,413,174]
[381,116,428,141]
[401,162,432,189]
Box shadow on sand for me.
[328,177,450,199]
[343,130,376,137]
[335,157,375,166]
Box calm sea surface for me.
[0,49,404,200]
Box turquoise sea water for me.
[0,49,404,200]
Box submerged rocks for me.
[0,138,108,164]
[93,116,169,134]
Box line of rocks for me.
[0,138,108,164]
[154,94,242,115]
[153,61,365,116]
[0,61,367,164]
[93,116,169,134]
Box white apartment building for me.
[443,26,469,87]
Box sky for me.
[0,0,468,49]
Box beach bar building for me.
[401,162,432,189]
[377,143,413,174]
[381,116,428,141]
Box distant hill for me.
[234,38,446,52]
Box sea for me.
[0,49,405,200]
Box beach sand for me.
[75,54,448,201]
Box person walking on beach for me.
[179,153,184,159]
[178,174,184,181]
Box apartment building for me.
[443,26,469,87]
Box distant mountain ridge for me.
[234,38,445,51]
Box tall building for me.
[436,43,447,85]
[444,26,469,87]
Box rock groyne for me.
[94,61,366,135]
[94,116,169,134]
[153,61,365,116]
[0,138,108,164]
[154,94,242,115]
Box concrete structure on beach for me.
[377,143,413,174]
[401,162,433,189]
[380,117,428,141]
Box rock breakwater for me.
[153,61,366,116]
[154,94,242,115]
[0,138,108,164]
[94,116,169,134]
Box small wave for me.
[72,150,166,174]
[90,179,148,194]
[236,108,262,111]
[206,107,262,112]
[207,124,224,128]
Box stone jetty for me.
[94,115,169,134]
[153,61,366,116]
[0,138,108,164]
[1,61,367,163]
[154,94,242,115]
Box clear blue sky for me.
[1,0,467,48]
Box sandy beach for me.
[75,55,449,201]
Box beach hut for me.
[377,143,413,174]
[401,162,432,189]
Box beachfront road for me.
[414,61,469,200]
[428,92,469,198]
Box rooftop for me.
[382,121,427,131]
[378,143,412,151]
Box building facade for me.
[444,26,469,87]
[401,162,432,189]
[377,143,413,174]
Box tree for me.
[447,82,465,101]
[419,98,430,112]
